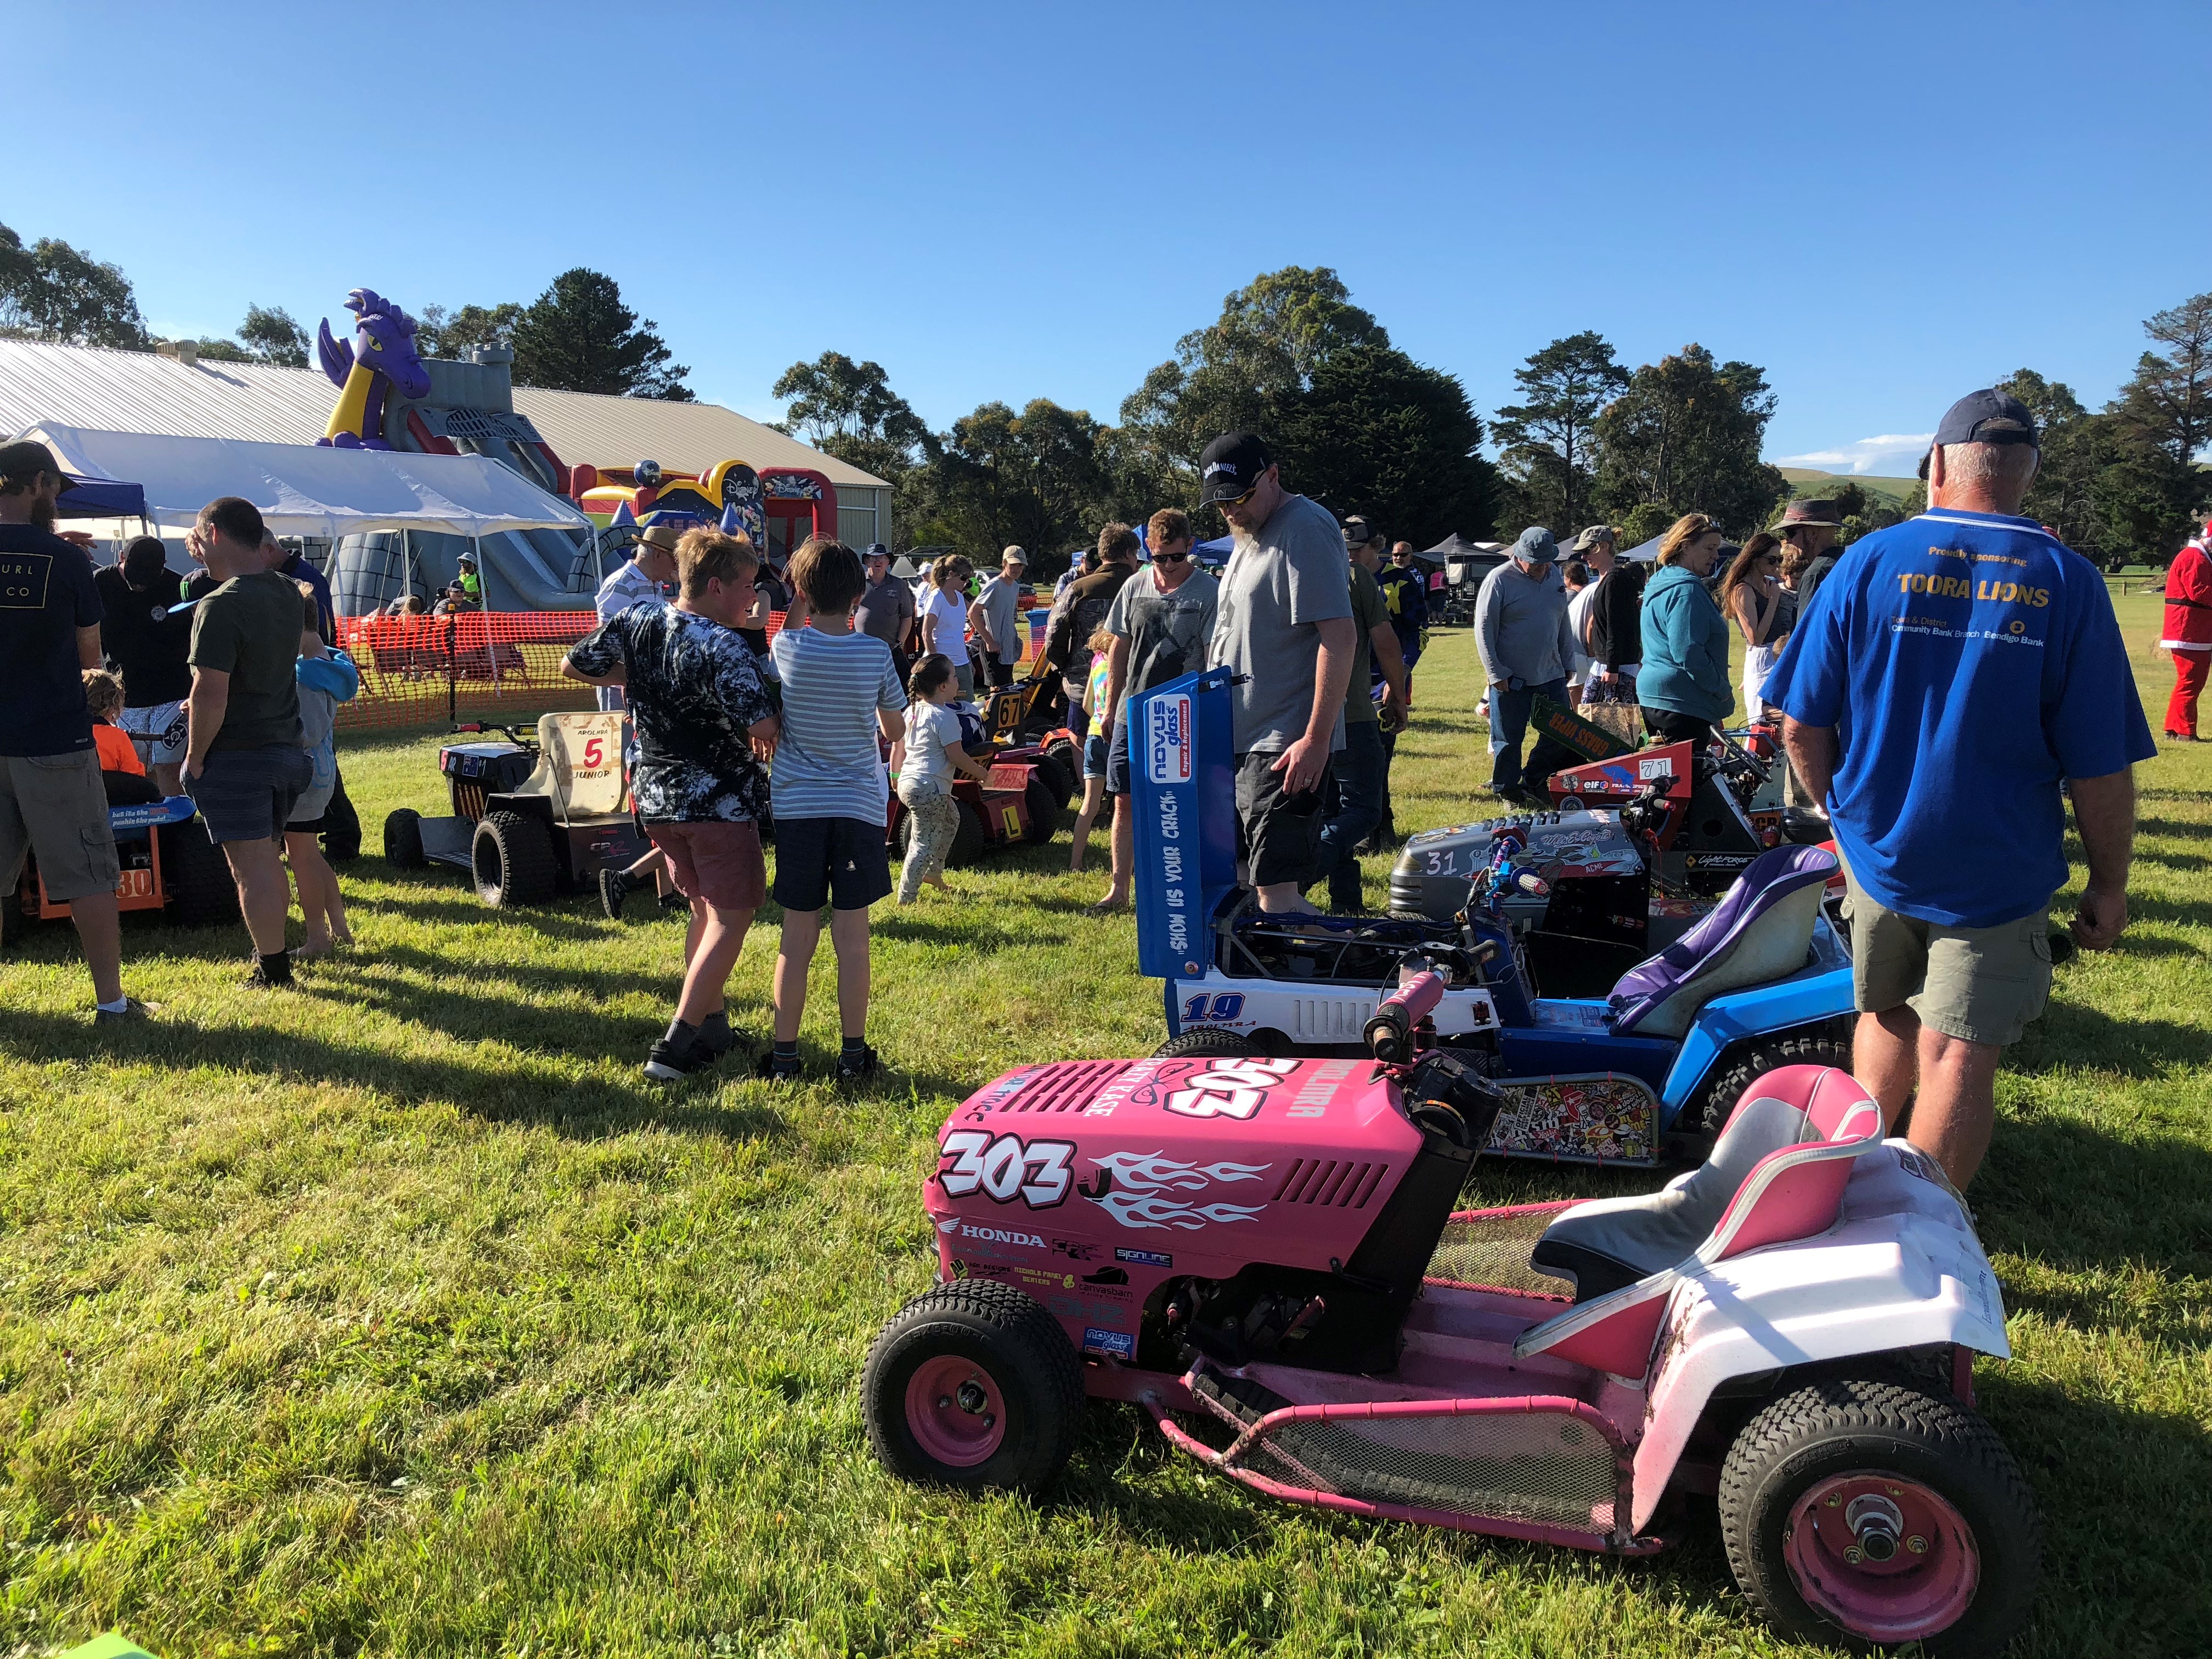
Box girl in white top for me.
[919,554,976,698]
[894,652,989,902]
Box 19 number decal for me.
[1167,1057,1301,1121]
[1181,992,1246,1023]
[938,1131,1075,1208]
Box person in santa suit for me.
[2162,521,2212,741]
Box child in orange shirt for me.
[83,670,160,804]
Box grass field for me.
[2,597,2207,1658]
[1776,469,1922,509]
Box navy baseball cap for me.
[1199,432,1273,505]
[1933,389,2039,448]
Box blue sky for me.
[19,1,2209,477]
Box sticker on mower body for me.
[1081,1325,1135,1359]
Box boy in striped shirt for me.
[762,538,909,1083]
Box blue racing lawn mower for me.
[1128,669,1854,1166]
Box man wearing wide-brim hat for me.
[594,522,682,711]
[1774,498,1844,611]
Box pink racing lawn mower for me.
[864,973,2040,1654]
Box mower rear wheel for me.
[165,821,240,929]
[1042,736,1079,794]
[948,800,989,867]
[863,1279,1084,1493]
[1153,1028,1257,1060]
[1031,751,1075,811]
[1719,1375,2038,1655]
[1021,775,1063,845]
[472,811,559,908]
[383,808,426,870]
[1698,1029,1853,1137]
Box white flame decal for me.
[1084,1149,1271,1231]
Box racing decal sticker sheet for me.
[1486,1074,1660,1164]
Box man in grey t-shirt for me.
[1201,432,1355,914]
[853,544,917,684]
[972,546,1028,689]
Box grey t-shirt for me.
[853,572,916,650]
[1209,493,1353,755]
[1104,566,1220,728]
[975,573,1024,665]
[1473,558,1575,687]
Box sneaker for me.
[658,888,690,912]
[247,957,295,989]
[94,998,154,1024]
[644,1035,712,1082]
[599,868,633,921]
[755,1049,805,1082]
[834,1045,881,1085]
[697,1015,748,1063]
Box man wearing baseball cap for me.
[1201,432,1355,913]
[0,442,146,1019]
[1471,526,1578,802]
[1764,388,2155,1189]
[974,546,1029,689]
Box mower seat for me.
[511,712,628,817]
[1606,844,1837,1038]
[1511,1066,1885,1378]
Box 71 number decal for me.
[938,1131,1075,1208]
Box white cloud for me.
[1774,433,1933,476]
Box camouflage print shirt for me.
[566,602,774,822]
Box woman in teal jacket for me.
[1638,514,1735,747]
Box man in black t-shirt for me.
[95,536,194,794]
[0,441,145,1019]
[184,496,314,989]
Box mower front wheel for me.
[472,811,559,908]
[1022,775,1063,845]
[1153,1028,1258,1060]
[383,808,426,870]
[165,821,240,929]
[1032,750,1075,811]
[1718,1375,2039,1656]
[863,1280,1084,1494]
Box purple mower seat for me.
[1607,844,1839,1039]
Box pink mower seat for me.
[1510,1066,1886,1379]
[1607,844,1838,1039]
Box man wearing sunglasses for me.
[1201,432,1356,915]
[1088,507,1220,913]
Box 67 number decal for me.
[938,1131,1075,1209]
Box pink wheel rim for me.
[1783,1471,1981,1643]
[904,1355,1006,1468]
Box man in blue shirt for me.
[1765,389,2155,1187]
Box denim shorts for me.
[187,744,313,844]
[1083,730,1110,780]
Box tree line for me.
[4,216,2204,568]
[0,222,693,402]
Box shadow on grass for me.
[2137,814,2212,843]
[2012,993,2212,1080]
[1976,1112,2212,1288]
[0,1003,792,1144]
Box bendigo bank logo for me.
[1147,695,1193,785]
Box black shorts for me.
[187,743,313,845]
[1234,749,1330,888]
[771,814,893,913]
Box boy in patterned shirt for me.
[563,528,779,1080]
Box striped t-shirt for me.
[769,625,909,823]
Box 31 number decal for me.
[1181,992,1246,1023]
[938,1131,1076,1208]
[1166,1057,1301,1121]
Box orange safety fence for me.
[334,606,1050,733]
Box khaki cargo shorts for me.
[1838,854,2052,1047]
[0,749,122,904]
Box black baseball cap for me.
[1198,432,1273,505]
[1932,389,2039,448]
[1341,514,1384,549]
[0,439,76,490]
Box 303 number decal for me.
[938,1131,1076,1208]
[1166,1056,1301,1121]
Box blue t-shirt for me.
[769,625,908,823]
[1763,507,2154,929]
[0,526,103,757]
[566,602,774,822]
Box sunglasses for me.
[1153,550,1189,565]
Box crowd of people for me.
[0,390,2176,1188]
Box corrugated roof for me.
[0,338,889,490]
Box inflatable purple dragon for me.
[316,289,430,450]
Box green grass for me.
[1776,468,1922,509]
[2,600,2207,1657]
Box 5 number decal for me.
[580,736,606,769]
[938,1131,1076,1208]
[1166,1056,1301,1121]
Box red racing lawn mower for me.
[884,678,1077,867]
[864,978,2041,1655]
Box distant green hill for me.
[1778,466,1920,508]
